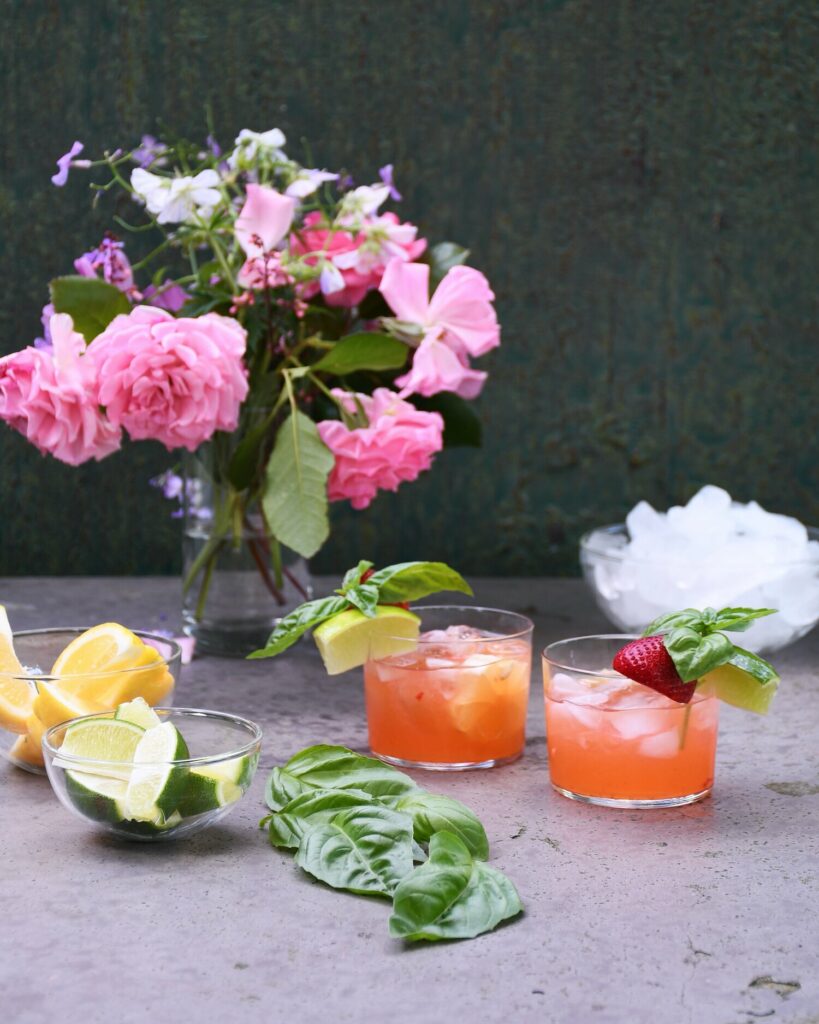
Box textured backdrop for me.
[1,0,817,576]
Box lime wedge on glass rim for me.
[312,606,421,675]
[125,721,190,822]
[699,647,780,714]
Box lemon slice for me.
[51,624,172,708]
[312,606,421,675]
[32,682,104,730]
[9,713,46,768]
[699,647,779,715]
[0,605,35,733]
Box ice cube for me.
[426,657,459,670]
[639,729,681,758]
[626,501,664,540]
[610,709,668,739]
[461,653,497,668]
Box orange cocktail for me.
[364,606,533,770]
[543,636,719,807]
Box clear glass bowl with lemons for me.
[42,704,262,842]
[0,612,182,774]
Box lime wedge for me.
[699,647,780,715]
[64,770,128,823]
[177,768,243,817]
[118,811,183,838]
[115,697,161,731]
[125,722,189,822]
[58,719,145,779]
[313,606,421,675]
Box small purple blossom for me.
[206,134,222,158]
[51,141,84,186]
[378,163,402,202]
[132,135,166,169]
[151,471,212,522]
[338,173,355,191]
[33,303,56,350]
[74,234,140,299]
[144,281,188,313]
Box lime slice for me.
[57,719,145,779]
[115,697,161,731]
[313,606,421,675]
[177,768,243,817]
[118,811,183,838]
[125,722,189,822]
[699,647,780,715]
[64,770,128,823]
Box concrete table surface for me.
[1,577,817,1024]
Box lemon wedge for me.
[0,605,35,733]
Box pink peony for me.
[379,259,500,399]
[87,306,249,451]
[317,388,444,510]
[290,212,425,308]
[0,314,121,465]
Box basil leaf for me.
[343,582,380,617]
[248,596,348,659]
[712,607,777,633]
[389,831,522,941]
[340,560,374,592]
[664,627,734,682]
[265,745,419,810]
[296,805,415,897]
[367,561,473,603]
[643,608,707,637]
[311,332,409,374]
[387,792,489,859]
[268,789,376,849]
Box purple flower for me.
[74,234,139,298]
[33,303,56,350]
[144,281,188,313]
[51,141,84,186]
[206,134,222,158]
[132,135,166,169]
[378,163,402,202]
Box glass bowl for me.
[580,524,819,653]
[42,707,262,842]
[0,628,182,775]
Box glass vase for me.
[181,438,312,658]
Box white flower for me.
[285,168,339,199]
[228,128,287,171]
[337,183,391,227]
[333,215,419,274]
[319,261,345,295]
[131,168,221,225]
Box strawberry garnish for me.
[613,635,696,704]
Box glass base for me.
[183,620,274,659]
[372,750,522,772]
[551,783,712,808]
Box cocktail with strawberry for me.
[542,607,780,807]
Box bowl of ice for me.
[580,486,819,653]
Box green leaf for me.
[712,607,777,633]
[295,805,415,897]
[49,275,131,343]
[262,411,334,559]
[366,561,473,603]
[427,242,470,290]
[312,332,409,375]
[389,831,522,941]
[341,560,374,592]
[643,608,708,637]
[343,582,380,617]
[387,792,489,859]
[264,745,419,811]
[664,627,735,682]
[267,789,376,849]
[247,595,348,659]
[411,392,482,447]
[227,418,274,492]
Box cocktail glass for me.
[364,605,533,770]
[542,635,719,807]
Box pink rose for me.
[379,259,500,399]
[88,306,249,451]
[0,314,121,466]
[317,388,444,510]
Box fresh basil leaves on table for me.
[261,745,519,943]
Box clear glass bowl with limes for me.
[42,703,263,842]
[0,620,182,774]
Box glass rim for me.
[381,604,534,643]
[42,707,263,768]
[4,627,182,682]
[580,522,819,566]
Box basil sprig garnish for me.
[261,745,518,943]
[644,606,777,682]
[248,560,472,659]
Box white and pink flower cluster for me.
[5,130,501,512]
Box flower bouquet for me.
[0,128,500,654]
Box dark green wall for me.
[1,0,817,576]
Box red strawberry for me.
[612,635,696,704]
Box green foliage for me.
[49,276,130,342]
[411,392,483,447]
[312,332,410,374]
[366,561,473,603]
